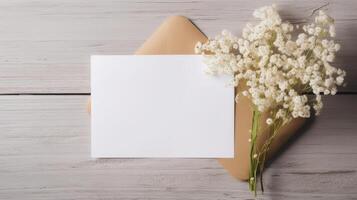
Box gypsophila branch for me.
[195,4,346,196]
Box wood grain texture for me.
[1,1,356,199]
[0,95,356,200]
[0,0,357,93]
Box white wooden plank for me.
[0,0,356,93]
[0,95,356,199]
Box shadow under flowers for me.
[259,117,316,199]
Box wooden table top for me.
[0,1,356,199]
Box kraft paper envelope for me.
[89,15,305,180]
[135,16,206,54]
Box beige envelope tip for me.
[135,15,207,55]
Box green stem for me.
[257,119,285,193]
[249,112,286,196]
[249,108,261,195]
[259,151,267,192]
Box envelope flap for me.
[136,16,207,55]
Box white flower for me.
[329,25,336,37]
[336,76,344,85]
[195,5,346,123]
[266,118,273,125]
[334,43,341,51]
[326,54,335,62]
[235,94,240,102]
[194,42,202,54]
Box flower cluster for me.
[195,5,346,124]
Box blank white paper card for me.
[91,55,234,158]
